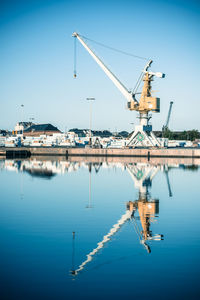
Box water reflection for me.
[71,163,164,276]
[1,157,199,177]
[1,156,199,279]
[126,163,163,253]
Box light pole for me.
[21,104,24,135]
[86,97,95,147]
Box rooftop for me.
[24,123,61,133]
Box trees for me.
[163,129,200,140]
[187,130,199,141]
[163,128,173,139]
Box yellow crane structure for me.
[72,32,165,147]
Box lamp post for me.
[21,104,24,135]
[86,97,95,147]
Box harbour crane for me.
[162,101,173,133]
[72,32,165,147]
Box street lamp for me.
[21,104,24,135]
[86,97,95,147]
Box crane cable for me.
[132,71,144,94]
[74,36,77,78]
[73,33,150,92]
[79,34,149,61]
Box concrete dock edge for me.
[0,147,200,158]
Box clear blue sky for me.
[0,0,199,132]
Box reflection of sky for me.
[0,158,200,299]
[0,0,200,132]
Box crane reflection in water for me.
[70,162,170,277]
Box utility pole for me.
[86,97,95,147]
[21,104,24,135]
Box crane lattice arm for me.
[72,32,138,105]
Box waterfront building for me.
[23,123,61,137]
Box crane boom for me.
[72,32,137,104]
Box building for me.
[14,122,34,133]
[23,123,61,137]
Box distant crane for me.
[162,101,173,133]
[72,32,165,147]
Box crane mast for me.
[72,32,165,147]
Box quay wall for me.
[0,147,200,158]
[66,147,200,158]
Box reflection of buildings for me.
[1,157,199,178]
[0,159,81,178]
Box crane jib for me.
[72,32,137,103]
[72,32,164,115]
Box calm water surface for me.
[0,157,200,300]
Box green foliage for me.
[163,128,173,139]
[163,128,200,141]
[187,130,200,141]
